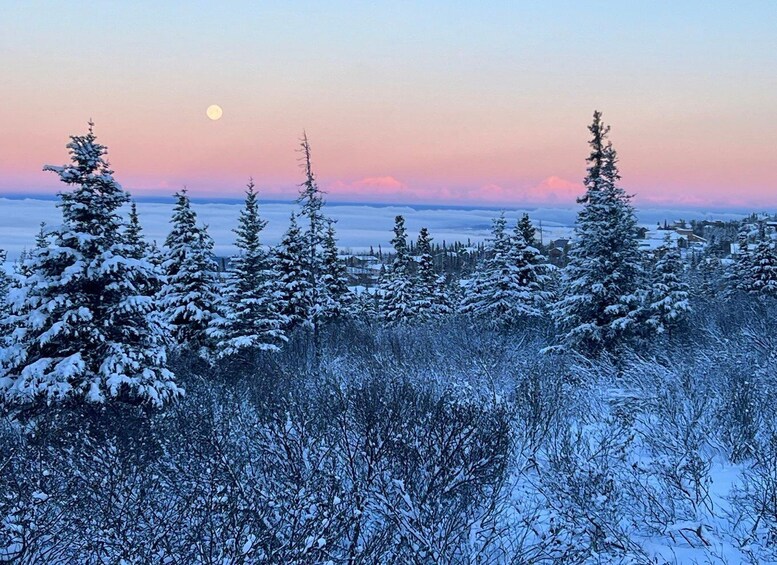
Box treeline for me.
[2,112,777,406]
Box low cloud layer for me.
[0,197,748,264]
[325,175,584,205]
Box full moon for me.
[206,104,223,120]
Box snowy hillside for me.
[2,117,776,564]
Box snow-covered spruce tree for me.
[694,255,724,299]
[319,219,352,320]
[274,213,313,329]
[4,224,49,338]
[0,123,180,408]
[517,213,539,247]
[726,222,755,295]
[645,234,691,335]
[749,239,777,298]
[351,288,378,321]
[432,273,453,315]
[459,213,544,327]
[125,201,146,258]
[296,133,328,322]
[124,201,165,298]
[159,189,221,355]
[0,248,11,346]
[379,215,416,323]
[0,249,9,316]
[14,223,51,278]
[510,215,554,314]
[147,238,164,268]
[3,227,47,354]
[554,111,644,353]
[413,227,451,320]
[459,213,508,323]
[208,180,286,356]
[34,222,48,249]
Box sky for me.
[1,1,776,208]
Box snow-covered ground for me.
[0,196,748,260]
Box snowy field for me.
[0,196,748,259]
[0,191,772,562]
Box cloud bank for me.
[324,175,585,205]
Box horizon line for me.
[0,192,770,215]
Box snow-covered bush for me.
[1,285,777,562]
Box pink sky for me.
[2,105,776,208]
[2,2,777,208]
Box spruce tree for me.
[728,223,755,294]
[510,217,553,315]
[459,213,544,326]
[296,133,328,322]
[145,240,166,296]
[750,240,777,298]
[0,249,9,325]
[555,111,644,353]
[517,213,539,247]
[695,256,724,299]
[274,213,313,329]
[159,189,221,354]
[645,234,691,334]
[15,222,51,278]
[413,227,435,320]
[459,213,508,323]
[413,227,451,320]
[0,249,7,296]
[34,222,48,249]
[351,288,378,321]
[125,201,147,259]
[6,225,49,331]
[124,201,165,299]
[209,180,286,356]
[319,219,352,320]
[380,215,416,323]
[0,123,180,407]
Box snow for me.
[2,166,775,562]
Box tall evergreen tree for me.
[6,224,49,333]
[380,215,416,323]
[413,227,435,319]
[159,189,221,354]
[645,234,691,334]
[459,213,544,326]
[509,216,553,314]
[0,249,9,321]
[124,201,164,299]
[749,239,777,298]
[274,213,313,329]
[728,223,755,294]
[351,288,378,321]
[694,255,724,299]
[125,201,147,259]
[319,219,352,320]
[517,213,539,247]
[209,180,285,356]
[413,227,451,320]
[460,213,508,323]
[296,133,328,321]
[555,111,644,353]
[0,123,180,407]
